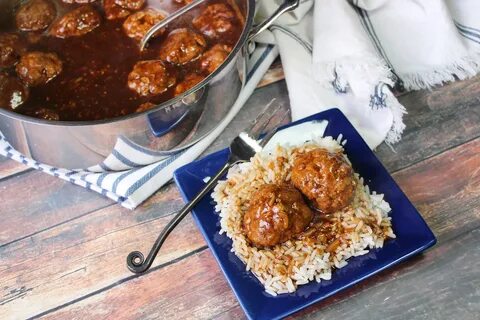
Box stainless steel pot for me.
[0,0,297,169]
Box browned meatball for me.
[49,5,101,38]
[15,0,56,32]
[192,4,238,39]
[127,60,175,97]
[243,183,313,247]
[200,44,232,74]
[123,9,166,41]
[291,149,355,214]
[104,0,130,20]
[115,0,145,11]
[159,28,206,65]
[174,73,203,96]
[0,33,26,68]
[0,73,29,110]
[16,52,63,87]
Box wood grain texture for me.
[39,229,480,320]
[0,199,204,319]
[376,75,480,172]
[0,156,29,181]
[0,171,112,246]
[28,137,480,320]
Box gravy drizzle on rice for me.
[212,136,396,296]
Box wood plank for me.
[12,136,478,319]
[376,75,480,172]
[0,203,205,319]
[0,156,29,181]
[392,138,480,242]
[0,171,113,246]
[39,228,480,320]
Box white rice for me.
[211,136,396,295]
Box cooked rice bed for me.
[212,137,395,295]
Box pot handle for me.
[248,0,300,42]
[240,0,300,85]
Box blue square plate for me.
[173,108,436,320]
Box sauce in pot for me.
[0,0,244,121]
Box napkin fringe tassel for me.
[384,92,406,146]
[399,51,480,90]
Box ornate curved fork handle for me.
[126,161,232,273]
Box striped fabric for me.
[0,44,279,209]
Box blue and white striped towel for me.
[0,44,279,209]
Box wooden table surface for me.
[1,74,479,320]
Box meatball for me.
[159,28,206,65]
[123,9,166,41]
[16,52,63,87]
[0,73,29,110]
[49,5,101,38]
[115,0,145,11]
[104,0,130,20]
[192,4,238,39]
[243,183,313,247]
[291,149,355,214]
[200,44,232,74]
[174,73,203,96]
[15,0,56,32]
[0,33,25,68]
[128,60,175,97]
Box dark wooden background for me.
[0,70,479,319]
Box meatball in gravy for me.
[104,0,131,20]
[174,73,203,96]
[49,5,101,38]
[159,28,206,65]
[123,9,165,40]
[291,149,355,214]
[200,44,232,74]
[0,73,29,110]
[115,0,145,11]
[243,183,313,247]
[0,33,25,68]
[192,4,238,39]
[127,60,175,97]
[16,0,56,32]
[16,52,62,87]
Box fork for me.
[126,100,290,273]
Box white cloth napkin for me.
[256,0,480,147]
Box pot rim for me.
[0,0,256,127]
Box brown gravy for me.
[0,0,243,121]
